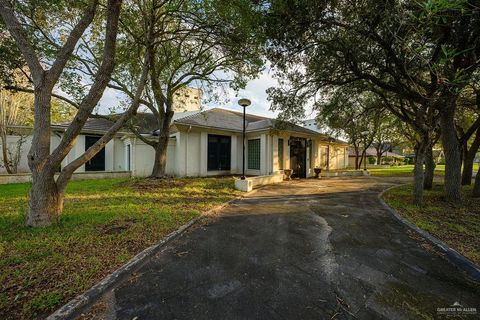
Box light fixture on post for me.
[238,98,251,180]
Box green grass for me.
[383,183,480,267]
[368,164,480,177]
[0,177,240,319]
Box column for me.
[200,131,208,176]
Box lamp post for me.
[238,98,251,180]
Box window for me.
[248,139,261,170]
[278,138,284,169]
[126,144,131,171]
[207,134,231,171]
[85,136,105,171]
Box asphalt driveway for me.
[81,177,480,320]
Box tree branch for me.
[0,0,44,84]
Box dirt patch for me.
[126,178,189,192]
[99,219,137,235]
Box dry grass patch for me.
[0,177,240,319]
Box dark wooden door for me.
[289,137,306,178]
[85,136,105,171]
[207,134,231,171]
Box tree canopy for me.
[265,0,480,203]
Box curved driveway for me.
[83,177,480,320]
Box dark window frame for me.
[248,138,261,170]
[85,135,105,172]
[207,134,231,171]
[278,138,284,170]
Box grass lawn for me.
[383,183,480,267]
[0,177,240,319]
[368,164,479,177]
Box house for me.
[1,108,349,179]
[348,147,404,167]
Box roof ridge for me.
[209,107,271,120]
[172,110,204,123]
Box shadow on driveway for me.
[80,177,480,320]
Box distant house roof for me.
[348,147,404,158]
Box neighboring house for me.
[348,147,404,167]
[1,108,349,178]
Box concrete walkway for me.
[81,177,479,320]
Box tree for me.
[455,84,480,185]
[76,0,264,178]
[315,90,380,170]
[473,166,480,197]
[0,0,153,226]
[0,90,30,173]
[265,0,480,204]
[372,114,404,166]
[0,88,79,174]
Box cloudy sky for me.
[96,68,316,121]
[211,69,279,117]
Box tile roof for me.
[52,118,122,133]
[53,113,159,134]
[173,108,348,144]
[50,108,349,145]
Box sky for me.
[96,68,316,121]
[211,69,279,118]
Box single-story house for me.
[348,147,404,167]
[1,108,349,179]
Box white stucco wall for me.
[1,132,132,175]
[113,138,126,171]
[129,138,176,177]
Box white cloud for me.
[91,68,294,119]
[97,87,124,113]
[207,69,279,118]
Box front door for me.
[207,134,231,171]
[289,137,306,178]
[85,136,105,171]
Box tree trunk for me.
[413,140,427,205]
[1,132,13,174]
[151,135,169,178]
[439,104,462,202]
[358,150,365,169]
[461,129,480,185]
[462,153,476,185]
[473,165,480,197]
[26,88,57,226]
[424,143,435,190]
[376,152,382,165]
[355,153,359,170]
[26,169,63,226]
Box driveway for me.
[81,177,479,319]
